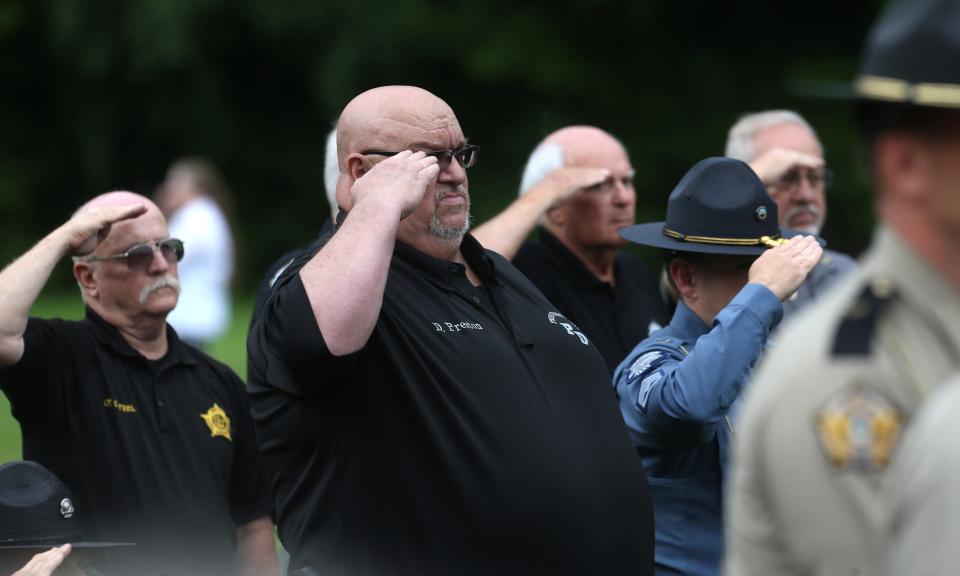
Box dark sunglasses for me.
[361,144,479,170]
[81,238,185,270]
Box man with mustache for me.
[0,192,275,576]
[247,86,655,575]
[725,110,856,318]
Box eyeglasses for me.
[361,145,479,170]
[80,238,184,270]
[768,168,833,192]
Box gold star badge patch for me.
[815,384,902,472]
[200,403,232,442]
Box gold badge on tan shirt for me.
[200,403,232,442]
[815,384,903,472]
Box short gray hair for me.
[518,143,564,197]
[725,110,820,162]
[323,127,339,219]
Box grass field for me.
[0,293,255,463]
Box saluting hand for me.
[62,204,148,256]
[535,166,611,207]
[748,235,823,301]
[12,544,72,576]
[349,151,440,221]
[748,147,824,188]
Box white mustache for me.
[436,183,467,201]
[139,275,181,304]
[783,204,822,233]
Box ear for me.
[346,154,367,182]
[668,258,698,300]
[875,132,930,205]
[73,262,99,300]
[545,204,566,228]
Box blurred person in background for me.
[251,127,339,327]
[0,192,275,576]
[155,157,236,349]
[473,126,667,373]
[726,110,856,318]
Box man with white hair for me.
[474,126,666,373]
[726,110,855,317]
[0,192,275,576]
[251,126,340,325]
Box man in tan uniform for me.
[725,0,960,574]
[884,375,960,576]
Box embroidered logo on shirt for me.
[103,398,137,413]
[628,351,663,379]
[200,403,232,442]
[815,384,903,473]
[546,312,589,345]
[432,321,484,333]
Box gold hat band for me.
[855,75,960,108]
[663,228,787,248]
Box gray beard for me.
[429,184,471,243]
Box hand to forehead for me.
[350,151,440,220]
[748,235,823,301]
[67,203,148,256]
[541,166,611,206]
[749,147,825,186]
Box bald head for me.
[520,126,631,195]
[336,86,464,209]
[77,190,160,215]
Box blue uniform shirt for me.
[613,283,783,576]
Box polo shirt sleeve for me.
[0,318,71,430]
[225,370,275,526]
[252,271,358,396]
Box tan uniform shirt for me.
[885,376,960,576]
[725,226,960,576]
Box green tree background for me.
[1,0,883,295]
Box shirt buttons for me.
[157,399,165,408]
[472,296,480,304]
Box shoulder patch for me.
[832,277,897,357]
[814,384,903,473]
[627,351,663,379]
[636,371,664,413]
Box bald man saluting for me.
[248,86,655,575]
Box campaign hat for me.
[620,157,817,256]
[0,461,130,549]
[854,0,960,108]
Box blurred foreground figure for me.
[474,126,667,373]
[248,86,655,575]
[613,158,820,575]
[885,375,960,576]
[0,461,127,576]
[726,0,960,574]
[156,157,236,348]
[0,192,274,576]
[726,110,856,318]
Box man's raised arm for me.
[299,151,438,356]
[0,204,146,366]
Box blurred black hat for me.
[855,0,960,108]
[0,461,130,550]
[620,158,818,256]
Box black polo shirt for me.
[0,309,272,576]
[513,227,668,373]
[248,231,654,576]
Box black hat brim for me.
[0,541,134,550]
[620,222,824,255]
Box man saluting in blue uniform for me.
[613,157,822,576]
